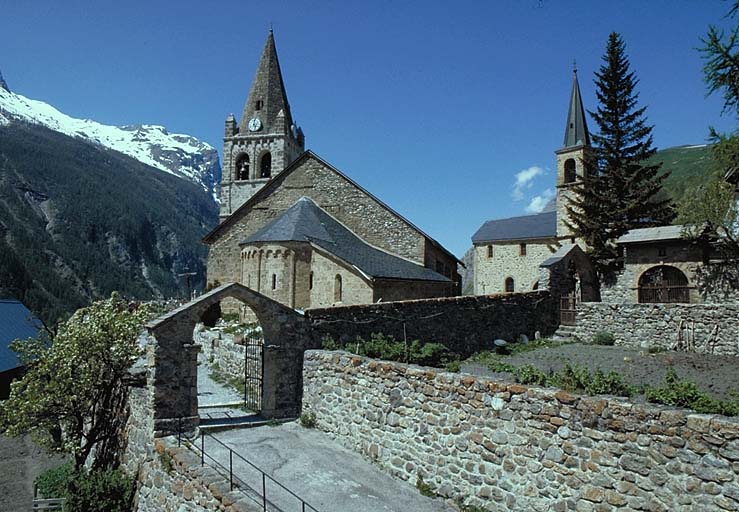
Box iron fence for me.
[177,418,319,512]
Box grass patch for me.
[300,411,317,428]
[321,333,459,368]
[591,331,615,346]
[415,476,436,498]
[208,362,246,397]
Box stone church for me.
[472,69,591,295]
[204,32,460,310]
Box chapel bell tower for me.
[220,30,305,219]
[555,66,593,238]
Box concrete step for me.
[553,325,577,339]
[199,414,295,433]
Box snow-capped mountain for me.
[0,76,220,201]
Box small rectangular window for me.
[658,247,666,257]
[487,245,493,258]
[520,243,527,256]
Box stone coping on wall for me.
[302,350,739,511]
[305,290,544,313]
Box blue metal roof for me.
[0,300,44,373]
[472,210,558,243]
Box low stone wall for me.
[575,302,739,356]
[122,375,260,511]
[303,350,739,512]
[305,291,557,357]
[195,326,246,383]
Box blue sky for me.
[1,0,736,257]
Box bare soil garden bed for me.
[461,342,739,401]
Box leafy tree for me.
[0,294,153,469]
[566,32,674,277]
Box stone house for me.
[204,32,460,311]
[472,68,590,295]
[601,224,738,304]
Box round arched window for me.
[505,277,515,293]
[235,154,250,181]
[564,159,576,184]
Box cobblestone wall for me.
[123,366,260,511]
[574,302,739,356]
[303,350,739,512]
[305,291,558,357]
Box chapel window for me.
[334,274,343,302]
[260,152,272,178]
[505,277,515,293]
[487,245,493,258]
[271,273,277,290]
[255,100,263,110]
[309,272,314,290]
[519,243,527,256]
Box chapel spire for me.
[562,66,590,148]
[239,30,293,133]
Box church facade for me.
[204,32,460,310]
[472,69,591,295]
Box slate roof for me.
[562,69,590,149]
[616,225,685,244]
[0,300,44,373]
[203,151,463,266]
[472,210,558,243]
[241,197,450,282]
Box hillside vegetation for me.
[651,144,719,207]
[0,122,218,325]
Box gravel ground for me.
[0,435,66,510]
[461,343,739,400]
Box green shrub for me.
[220,312,240,324]
[514,365,548,386]
[321,336,339,350]
[645,367,738,416]
[445,360,461,373]
[65,467,135,512]
[550,363,591,392]
[300,411,317,428]
[415,476,436,497]
[647,345,667,354]
[592,331,615,346]
[35,462,74,499]
[586,369,636,397]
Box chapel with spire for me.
[220,30,305,219]
[470,67,591,295]
[204,32,461,312]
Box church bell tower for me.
[555,66,593,238]
[220,30,305,219]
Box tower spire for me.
[239,31,293,133]
[562,66,590,148]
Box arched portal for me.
[145,283,315,437]
[638,265,690,303]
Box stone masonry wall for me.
[303,350,739,512]
[195,326,246,383]
[473,240,560,295]
[305,291,558,357]
[574,302,739,356]
[123,385,261,511]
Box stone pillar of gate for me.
[148,319,201,437]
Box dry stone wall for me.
[195,327,246,382]
[306,291,558,357]
[303,350,739,512]
[575,302,739,356]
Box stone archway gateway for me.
[145,283,316,437]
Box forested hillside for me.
[0,122,218,325]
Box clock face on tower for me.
[248,117,262,132]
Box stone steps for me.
[552,325,577,339]
[199,414,294,433]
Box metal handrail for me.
[176,418,319,512]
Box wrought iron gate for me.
[560,294,577,326]
[244,332,263,412]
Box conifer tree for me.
[566,32,674,277]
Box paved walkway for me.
[197,359,250,424]
[206,422,455,512]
